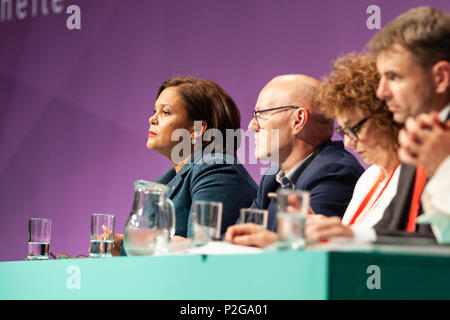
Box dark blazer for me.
[374,111,450,239]
[373,164,434,238]
[251,140,365,231]
[155,152,258,237]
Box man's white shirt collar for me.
[275,152,313,186]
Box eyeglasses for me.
[336,117,369,141]
[252,106,300,127]
[50,252,89,259]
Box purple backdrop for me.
[1,0,449,261]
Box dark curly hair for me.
[317,53,401,152]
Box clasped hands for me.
[398,112,450,177]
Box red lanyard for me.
[406,165,427,232]
[348,165,399,227]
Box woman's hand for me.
[89,225,121,256]
[305,213,326,228]
[305,216,354,243]
[171,235,187,242]
[112,233,123,256]
[225,223,277,248]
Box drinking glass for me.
[239,208,268,228]
[27,218,52,260]
[90,213,115,258]
[276,189,310,250]
[192,201,223,246]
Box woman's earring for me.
[192,138,197,144]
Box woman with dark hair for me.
[149,77,257,238]
[149,77,242,163]
[114,77,257,254]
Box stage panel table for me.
[1,243,450,299]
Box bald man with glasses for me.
[245,74,364,231]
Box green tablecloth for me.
[1,243,450,299]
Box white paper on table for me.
[307,236,376,252]
[168,240,263,256]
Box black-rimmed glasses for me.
[336,117,369,141]
[252,106,300,127]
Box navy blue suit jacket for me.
[155,152,258,237]
[251,140,364,231]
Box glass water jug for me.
[123,180,175,255]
